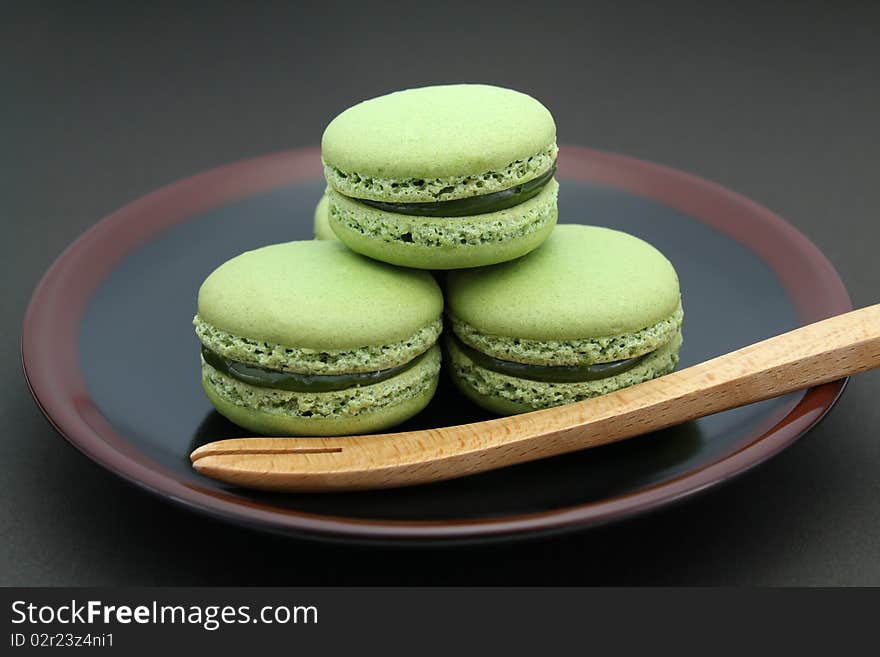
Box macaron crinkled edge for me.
[313,192,337,240]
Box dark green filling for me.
[355,162,557,217]
[453,336,649,383]
[201,345,426,392]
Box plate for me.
[22,146,851,543]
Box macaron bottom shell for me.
[326,180,558,269]
[446,332,683,415]
[201,344,441,436]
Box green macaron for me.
[322,84,559,270]
[313,192,337,240]
[194,240,443,435]
[445,224,683,415]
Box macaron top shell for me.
[322,84,556,182]
[447,224,681,341]
[198,240,442,350]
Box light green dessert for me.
[321,84,559,269]
[194,240,443,435]
[313,192,337,240]
[445,224,684,415]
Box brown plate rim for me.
[20,145,852,542]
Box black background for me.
[3,1,879,585]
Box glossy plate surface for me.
[22,147,851,542]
